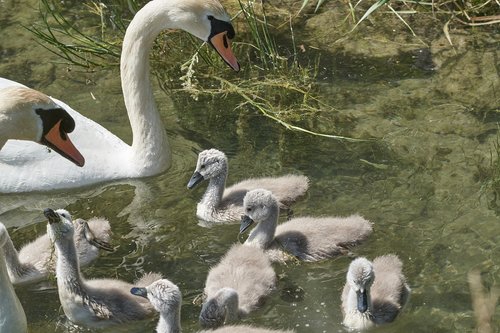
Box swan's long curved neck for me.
[156,307,181,333]
[200,173,227,209]
[245,206,279,249]
[120,1,172,175]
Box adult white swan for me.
[0,0,239,193]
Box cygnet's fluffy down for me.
[187,149,309,223]
[200,243,276,328]
[131,278,295,333]
[341,255,410,330]
[240,189,373,263]
[2,216,112,285]
[0,223,28,332]
[44,208,158,328]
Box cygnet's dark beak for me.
[82,221,114,252]
[44,208,60,224]
[239,215,255,234]
[187,171,204,189]
[357,289,368,313]
[130,287,148,299]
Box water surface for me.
[0,1,499,332]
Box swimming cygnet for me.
[341,255,410,330]
[0,223,27,332]
[2,216,112,285]
[131,278,294,333]
[187,149,309,223]
[44,208,159,328]
[199,244,276,328]
[240,189,373,263]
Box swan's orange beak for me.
[210,31,240,72]
[43,120,85,167]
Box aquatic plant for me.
[301,0,499,46]
[26,0,365,141]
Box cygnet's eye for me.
[246,207,252,213]
[200,164,206,169]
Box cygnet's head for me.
[347,257,375,313]
[151,0,239,71]
[0,87,85,167]
[187,149,228,189]
[240,189,279,234]
[74,218,114,252]
[130,279,181,314]
[44,208,74,243]
[199,288,238,329]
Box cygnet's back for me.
[187,149,309,223]
[200,243,276,328]
[274,215,373,262]
[241,189,373,263]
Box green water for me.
[1,1,499,332]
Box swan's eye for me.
[222,33,228,48]
[207,15,214,21]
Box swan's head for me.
[347,257,375,313]
[44,208,75,243]
[130,279,181,314]
[199,288,238,329]
[0,87,85,167]
[187,148,228,189]
[74,218,114,252]
[153,0,240,71]
[240,189,278,234]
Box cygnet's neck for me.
[1,233,29,281]
[199,172,227,211]
[245,206,279,249]
[0,247,27,331]
[156,307,181,333]
[120,0,171,174]
[54,234,84,291]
